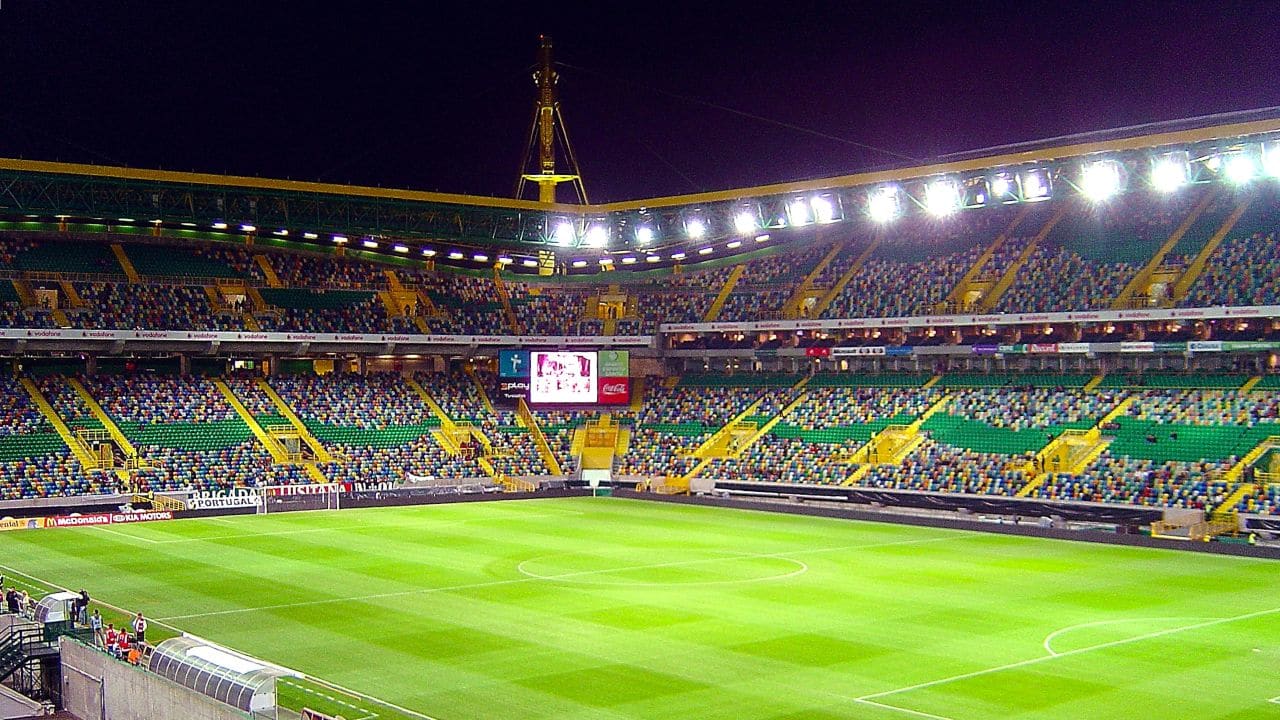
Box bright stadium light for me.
[671,251,687,260]
[552,220,577,246]
[422,249,437,257]
[1080,160,1122,201]
[635,225,655,244]
[521,258,538,268]
[788,198,813,226]
[392,244,409,253]
[685,218,706,239]
[811,195,838,224]
[868,186,899,223]
[498,256,513,265]
[646,255,661,263]
[240,224,257,232]
[1263,142,1280,178]
[584,224,609,248]
[698,247,713,255]
[991,173,1013,199]
[726,240,742,249]
[1021,169,1049,199]
[362,239,378,249]
[1226,154,1257,185]
[1152,153,1189,193]
[211,222,228,230]
[332,235,348,244]
[448,250,464,259]
[473,253,489,262]
[925,179,961,216]
[621,256,637,264]
[734,210,757,234]
[303,232,319,239]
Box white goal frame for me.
[254,483,343,514]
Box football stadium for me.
[0,6,1279,720]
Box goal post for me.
[255,483,343,515]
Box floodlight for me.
[552,220,576,246]
[991,174,1012,198]
[755,234,771,242]
[734,211,757,234]
[571,259,587,268]
[1226,154,1256,185]
[473,254,488,262]
[925,179,961,216]
[211,222,228,230]
[498,256,513,264]
[584,224,609,248]
[332,235,348,244]
[1263,142,1280,178]
[868,186,899,223]
[685,218,706,239]
[521,259,538,267]
[621,256,637,264]
[1151,153,1189,193]
[788,198,813,226]
[598,258,613,265]
[1080,160,1121,201]
[726,240,742,249]
[179,222,196,227]
[635,225,655,244]
[117,218,135,223]
[362,240,378,249]
[392,244,409,253]
[1021,169,1049,199]
[698,247,713,255]
[303,232,318,239]
[811,195,838,224]
[274,229,289,236]
[671,252,687,260]
[240,224,256,232]
[422,249,437,257]
[447,251,464,259]
[646,255,661,263]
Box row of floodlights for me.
[544,142,1280,245]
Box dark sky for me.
[2,1,1279,203]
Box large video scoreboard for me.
[497,349,630,406]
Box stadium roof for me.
[2,110,1279,271]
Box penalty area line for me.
[856,606,1280,705]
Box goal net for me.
[255,483,342,514]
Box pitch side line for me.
[856,606,1280,706]
[0,561,186,634]
[157,534,962,621]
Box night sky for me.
[2,1,1278,203]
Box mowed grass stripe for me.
[2,497,1278,720]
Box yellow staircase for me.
[1169,194,1254,304]
[1111,190,1216,309]
[254,379,333,463]
[406,377,469,457]
[493,268,522,334]
[19,378,98,470]
[58,281,86,310]
[781,241,846,317]
[110,244,140,282]
[1083,374,1104,392]
[809,238,881,318]
[941,206,1032,313]
[66,378,138,459]
[1240,376,1263,393]
[630,377,646,411]
[921,374,942,390]
[214,380,288,463]
[10,280,36,307]
[517,399,563,475]
[253,255,283,287]
[1213,482,1257,521]
[463,365,497,415]
[976,205,1068,312]
[838,394,952,486]
[1018,396,1136,496]
[703,264,747,322]
[1223,435,1280,484]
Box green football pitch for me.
[1,497,1278,720]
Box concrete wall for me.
[59,639,249,720]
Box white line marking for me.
[515,551,809,587]
[0,562,186,634]
[854,698,958,720]
[857,606,1280,703]
[92,525,161,544]
[157,534,959,621]
[1041,617,1213,656]
[1269,696,1280,705]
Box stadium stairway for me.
[18,377,99,470]
[1084,374,1104,392]
[405,377,502,483]
[1111,189,1216,309]
[255,379,334,464]
[1017,396,1137,497]
[516,398,563,475]
[109,244,140,282]
[811,236,881,318]
[976,205,1068,312]
[921,374,942,389]
[724,376,814,459]
[781,241,845,318]
[1240,375,1263,393]
[492,268,522,334]
[253,255,284,287]
[703,265,747,322]
[839,394,953,486]
[65,377,140,485]
[213,380,289,463]
[940,205,1032,314]
[1169,194,1255,305]
[58,280,86,311]
[462,365,497,415]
